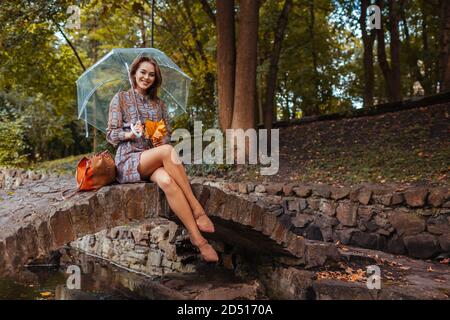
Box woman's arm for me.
[106,92,133,147]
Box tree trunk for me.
[263,0,292,129]
[140,12,148,47]
[400,1,427,95]
[388,0,402,101]
[439,0,450,92]
[420,1,432,94]
[376,0,402,102]
[231,0,259,131]
[217,0,236,131]
[360,0,375,107]
[291,94,298,119]
[308,0,320,115]
[200,0,216,25]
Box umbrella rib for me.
[77,48,192,134]
[160,86,187,112]
[78,77,127,118]
[76,50,114,81]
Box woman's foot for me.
[192,238,219,263]
[192,204,215,233]
[195,213,215,233]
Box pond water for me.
[0,248,249,300]
[0,251,150,300]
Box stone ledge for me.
[202,179,450,260]
[222,181,450,209]
[1,176,448,278]
[0,178,342,276]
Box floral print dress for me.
[106,88,172,184]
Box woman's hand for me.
[151,136,164,147]
[126,121,145,140]
[134,121,145,136]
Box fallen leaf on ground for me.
[399,266,411,271]
[40,292,52,297]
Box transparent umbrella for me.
[76,48,191,137]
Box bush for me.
[0,115,29,166]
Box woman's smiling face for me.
[135,61,155,92]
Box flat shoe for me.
[195,213,215,233]
[196,240,219,263]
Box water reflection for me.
[0,248,257,300]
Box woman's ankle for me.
[190,235,206,247]
[191,204,205,218]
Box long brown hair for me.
[129,56,162,100]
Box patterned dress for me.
[106,88,172,184]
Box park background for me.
[0,0,448,185]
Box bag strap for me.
[60,186,79,200]
[60,162,89,200]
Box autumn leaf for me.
[40,292,52,297]
[399,266,411,271]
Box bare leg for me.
[138,145,215,232]
[149,167,218,262]
[138,148,218,262]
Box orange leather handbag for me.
[61,150,116,199]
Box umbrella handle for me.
[130,123,143,138]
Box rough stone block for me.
[265,183,284,195]
[292,213,313,228]
[319,199,336,216]
[428,187,449,207]
[282,184,298,196]
[293,186,312,197]
[305,242,340,268]
[403,233,440,259]
[312,184,331,198]
[238,183,248,194]
[330,187,350,200]
[49,210,75,247]
[388,212,425,236]
[254,185,266,193]
[287,235,306,258]
[404,187,428,207]
[336,202,358,227]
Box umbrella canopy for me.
[76,48,191,136]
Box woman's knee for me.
[160,144,181,164]
[159,144,173,157]
[156,171,176,191]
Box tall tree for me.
[360,0,376,107]
[231,0,260,131]
[376,0,402,102]
[308,0,321,114]
[263,0,293,129]
[216,0,260,131]
[216,0,236,131]
[439,0,450,92]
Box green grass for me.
[7,105,448,186]
[28,153,91,175]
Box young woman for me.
[106,56,218,262]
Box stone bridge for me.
[0,178,337,274]
[0,172,449,299]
